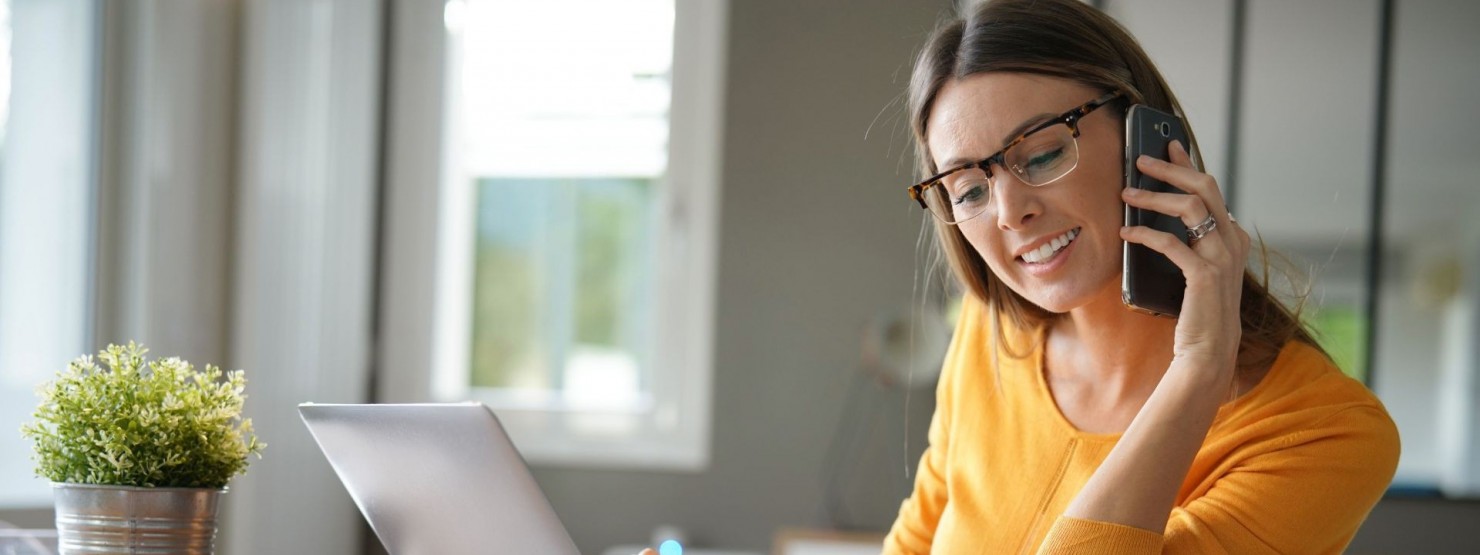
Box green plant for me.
[20,342,264,488]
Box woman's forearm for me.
[1061,358,1232,532]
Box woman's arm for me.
[1061,355,1230,532]
[883,409,953,554]
[1042,402,1399,554]
[1060,140,1251,533]
[883,296,982,554]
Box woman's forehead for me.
[926,73,1092,166]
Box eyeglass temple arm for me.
[1064,90,1126,136]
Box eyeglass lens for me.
[925,123,1080,224]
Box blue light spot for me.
[658,539,683,555]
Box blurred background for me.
[0,0,1477,553]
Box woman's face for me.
[925,73,1125,314]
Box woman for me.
[885,0,1398,553]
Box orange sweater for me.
[884,296,1400,554]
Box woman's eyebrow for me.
[938,112,1056,169]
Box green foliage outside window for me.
[1306,305,1368,382]
[469,178,652,390]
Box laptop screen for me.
[299,403,579,554]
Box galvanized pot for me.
[52,483,223,555]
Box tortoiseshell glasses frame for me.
[905,90,1126,224]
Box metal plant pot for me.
[52,483,223,555]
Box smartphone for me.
[1122,104,1191,318]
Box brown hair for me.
[910,0,1323,371]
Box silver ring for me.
[1188,214,1218,243]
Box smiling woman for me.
[886,0,1399,553]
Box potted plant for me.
[20,342,264,555]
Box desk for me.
[772,528,884,555]
[0,529,56,555]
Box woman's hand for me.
[1119,140,1251,380]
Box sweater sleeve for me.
[881,298,981,554]
[880,387,951,554]
[1038,404,1400,555]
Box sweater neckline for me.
[1027,327,1296,441]
[1029,337,1123,442]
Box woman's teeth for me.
[1021,228,1079,264]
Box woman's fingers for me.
[1120,191,1233,262]
[1133,141,1239,249]
[1121,186,1212,231]
[1165,138,1197,170]
[1135,142,1221,206]
[1120,225,1210,279]
[1167,141,1241,252]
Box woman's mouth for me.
[1019,227,1080,265]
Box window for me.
[469,176,656,413]
[451,0,670,415]
[0,0,99,507]
[412,0,725,470]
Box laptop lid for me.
[299,402,580,555]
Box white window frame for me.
[378,0,726,472]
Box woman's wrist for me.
[1168,354,1236,389]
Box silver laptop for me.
[299,402,580,555]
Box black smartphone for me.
[1122,104,1190,318]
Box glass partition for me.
[1373,0,1480,494]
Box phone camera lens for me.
[1157,122,1170,137]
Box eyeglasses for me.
[906,90,1125,225]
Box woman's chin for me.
[1012,289,1080,314]
[1026,297,1077,315]
[1015,281,1116,315]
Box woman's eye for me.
[1026,147,1065,169]
[953,185,986,205]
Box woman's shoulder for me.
[951,294,1043,352]
[1265,340,1384,406]
[935,295,1027,381]
[1211,339,1401,492]
[1223,339,1398,445]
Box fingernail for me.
[1138,154,1156,165]
[1122,187,1140,196]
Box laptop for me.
[299,402,581,555]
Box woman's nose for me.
[991,173,1042,230]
